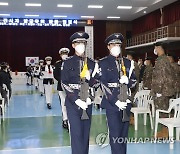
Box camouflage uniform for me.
[131,61,140,97]
[143,65,153,90]
[170,62,180,94]
[150,55,175,110]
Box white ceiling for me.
[0,0,177,21]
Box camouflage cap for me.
[145,57,153,60]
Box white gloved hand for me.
[115,100,127,110]
[2,84,7,90]
[126,99,131,103]
[120,75,129,84]
[92,63,99,77]
[85,70,90,81]
[156,93,162,98]
[86,97,92,105]
[75,99,88,110]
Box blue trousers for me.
[67,105,92,154]
[106,107,130,154]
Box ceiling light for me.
[117,6,132,9]
[0,2,8,6]
[88,5,103,8]
[53,15,67,18]
[81,16,94,19]
[135,7,147,13]
[107,16,120,19]
[0,13,10,16]
[25,14,39,17]
[152,0,162,5]
[25,3,41,7]
[143,11,147,14]
[57,4,73,8]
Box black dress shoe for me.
[62,120,69,130]
[40,93,43,96]
[47,103,51,109]
[96,104,100,109]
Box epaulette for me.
[65,56,73,61]
[88,57,95,62]
[56,60,61,63]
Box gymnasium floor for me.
[0,81,179,154]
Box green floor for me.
[0,114,156,150]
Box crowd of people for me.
[25,48,70,129]
[2,31,179,154]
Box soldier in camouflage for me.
[151,42,176,137]
[143,57,153,90]
[167,52,180,97]
[151,42,175,110]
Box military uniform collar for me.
[74,54,84,60]
[108,54,116,61]
[157,54,166,60]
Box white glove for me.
[75,99,88,110]
[120,75,129,84]
[86,97,92,105]
[2,84,7,90]
[156,93,162,97]
[126,99,131,103]
[85,70,90,81]
[92,63,99,77]
[115,100,127,110]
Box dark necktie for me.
[48,65,52,74]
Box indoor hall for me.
[0,0,180,154]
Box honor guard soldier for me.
[26,64,34,86]
[126,51,140,96]
[151,42,175,137]
[42,56,54,109]
[126,51,140,124]
[54,48,70,130]
[0,62,11,105]
[61,31,98,154]
[38,60,45,96]
[143,57,153,90]
[33,63,40,90]
[98,33,137,154]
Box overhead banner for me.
[85,26,94,59]
[0,18,93,27]
[25,57,39,66]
